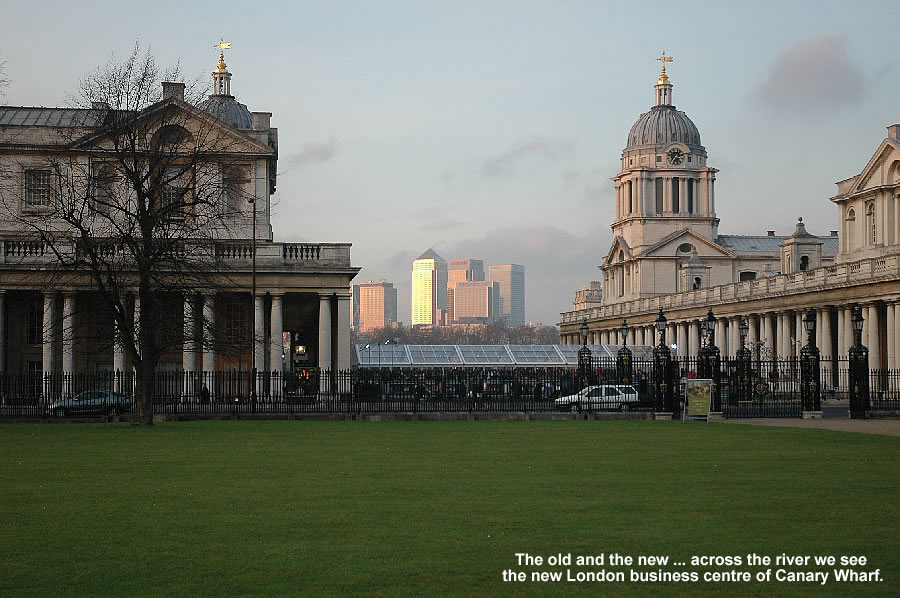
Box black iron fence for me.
[1,359,898,419]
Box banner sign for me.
[684,379,713,421]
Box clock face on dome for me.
[667,148,685,164]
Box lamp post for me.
[578,320,592,391]
[799,308,821,413]
[249,195,258,405]
[616,319,633,385]
[697,309,721,411]
[848,306,869,418]
[652,309,674,413]
[736,317,753,404]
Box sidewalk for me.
[717,417,900,436]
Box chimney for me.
[888,124,900,140]
[831,230,838,237]
[162,82,185,101]
[767,230,775,236]
[252,112,271,131]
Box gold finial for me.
[213,40,232,72]
[656,51,674,84]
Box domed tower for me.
[198,42,253,130]
[611,55,719,254]
[601,56,721,303]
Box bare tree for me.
[1,45,258,424]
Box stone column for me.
[820,308,832,362]
[182,295,196,373]
[202,294,216,374]
[318,294,333,371]
[42,292,56,374]
[748,315,759,360]
[254,294,266,374]
[887,301,897,369]
[836,308,845,358]
[336,293,351,371]
[269,294,283,374]
[795,311,804,356]
[677,321,686,357]
[868,304,881,370]
[60,293,75,372]
[689,320,700,359]
[763,313,774,359]
[714,316,726,354]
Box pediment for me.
[602,236,633,266]
[69,98,274,155]
[641,229,734,258]
[849,138,900,194]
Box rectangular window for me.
[24,169,51,208]
[27,296,42,345]
[223,163,252,214]
[687,179,694,213]
[672,177,680,212]
[160,167,187,220]
[655,179,663,214]
[90,162,116,214]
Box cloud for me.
[284,136,339,169]
[481,136,575,177]
[756,34,865,115]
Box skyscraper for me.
[453,280,500,324]
[489,264,525,326]
[447,258,484,323]
[351,281,398,332]
[411,249,448,326]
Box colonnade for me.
[1,289,352,375]
[564,300,900,369]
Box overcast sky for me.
[2,0,898,325]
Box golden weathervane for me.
[656,51,674,83]
[213,40,231,71]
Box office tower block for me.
[411,249,448,326]
[447,258,484,323]
[489,264,525,326]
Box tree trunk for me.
[131,363,155,425]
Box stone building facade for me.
[560,61,899,372]
[0,53,359,378]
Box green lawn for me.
[0,420,896,597]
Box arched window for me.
[866,203,876,245]
[627,181,633,214]
[692,277,701,290]
[799,255,809,271]
[672,177,680,212]
[846,208,856,250]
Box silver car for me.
[554,385,640,412]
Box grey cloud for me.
[481,136,575,177]
[756,34,865,115]
[284,136,339,169]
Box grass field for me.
[0,420,896,597]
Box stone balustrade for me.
[0,237,353,269]
[560,253,900,324]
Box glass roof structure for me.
[354,344,655,367]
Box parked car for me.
[47,390,131,417]
[554,385,640,412]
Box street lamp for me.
[851,305,864,345]
[736,317,753,403]
[739,318,749,349]
[803,309,817,347]
[848,305,869,417]
[705,308,717,347]
[617,319,633,385]
[800,308,821,413]
[578,320,592,391]
[654,308,667,346]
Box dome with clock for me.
[623,59,705,159]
